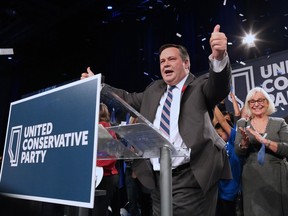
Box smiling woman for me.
[234,86,288,216]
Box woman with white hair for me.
[235,86,288,216]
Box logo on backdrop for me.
[231,66,255,108]
[229,50,288,118]
[8,122,89,167]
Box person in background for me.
[124,116,152,216]
[235,86,288,216]
[229,91,241,124]
[92,102,120,216]
[214,91,241,127]
[82,24,232,216]
[214,106,243,216]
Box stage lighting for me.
[242,33,256,47]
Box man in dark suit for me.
[81,24,232,216]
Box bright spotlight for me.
[242,33,256,47]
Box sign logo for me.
[231,66,255,109]
[8,126,22,167]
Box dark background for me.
[1,0,288,153]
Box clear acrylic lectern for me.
[78,85,184,216]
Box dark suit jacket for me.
[103,62,232,194]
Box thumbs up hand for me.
[209,24,227,61]
[80,67,95,80]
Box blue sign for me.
[228,50,288,118]
[0,75,101,208]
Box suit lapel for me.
[184,73,196,88]
[181,73,196,99]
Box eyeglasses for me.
[248,98,267,105]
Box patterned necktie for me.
[257,133,267,166]
[160,86,175,137]
[257,143,265,166]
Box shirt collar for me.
[167,74,188,91]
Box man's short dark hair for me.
[159,44,190,62]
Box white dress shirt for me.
[151,75,190,170]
